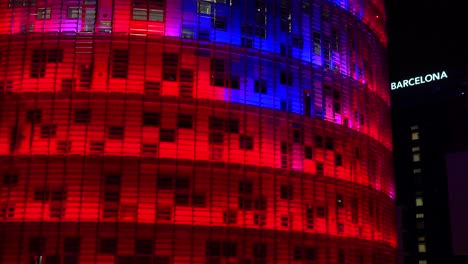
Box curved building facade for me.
[0,0,396,263]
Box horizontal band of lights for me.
[0,0,396,263]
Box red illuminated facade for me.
[0,0,396,263]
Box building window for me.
[31,49,63,78]
[222,241,237,257]
[209,146,222,161]
[304,146,312,159]
[43,143,64,163]
[9,0,36,7]
[141,143,158,154]
[292,129,301,143]
[74,109,91,124]
[64,237,80,253]
[29,237,46,253]
[135,239,153,255]
[416,197,424,207]
[157,176,173,190]
[212,16,227,31]
[313,31,321,55]
[255,13,267,25]
[108,126,124,140]
[335,154,343,166]
[280,44,292,57]
[198,0,212,15]
[241,24,253,35]
[174,193,189,205]
[325,137,334,150]
[132,0,164,22]
[162,53,179,81]
[0,203,15,219]
[331,28,340,51]
[26,110,42,123]
[412,146,420,152]
[281,214,291,227]
[100,238,117,254]
[210,58,225,86]
[142,112,160,126]
[241,37,253,48]
[80,64,93,89]
[105,175,121,186]
[255,27,267,38]
[280,185,293,200]
[280,142,288,154]
[419,261,428,264]
[292,35,303,49]
[337,223,344,233]
[281,155,288,169]
[149,9,164,21]
[280,7,291,32]
[67,7,81,19]
[416,213,424,219]
[178,114,193,129]
[305,205,314,229]
[209,132,224,145]
[411,125,419,131]
[206,241,221,257]
[254,80,267,94]
[253,243,267,259]
[156,206,172,221]
[176,70,193,88]
[238,197,252,210]
[61,78,76,91]
[254,212,266,226]
[223,210,237,224]
[104,191,120,202]
[40,124,57,139]
[226,119,239,133]
[210,117,224,130]
[315,135,323,148]
[111,50,129,79]
[192,193,206,207]
[90,141,105,153]
[413,153,421,162]
[336,194,344,208]
[3,173,18,185]
[413,168,422,174]
[416,220,425,229]
[181,26,194,38]
[316,206,326,218]
[37,8,51,19]
[279,70,293,85]
[418,243,426,253]
[144,81,161,95]
[316,162,324,175]
[411,132,420,140]
[240,135,254,150]
[239,180,253,194]
[199,29,210,40]
[228,75,240,89]
[295,247,315,260]
[338,250,345,263]
[160,129,175,142]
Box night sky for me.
[386,0,468,81]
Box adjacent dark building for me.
[391,68,468,264]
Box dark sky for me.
[386,0,468,80]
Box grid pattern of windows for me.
[0,0,394,263]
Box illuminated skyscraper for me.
[0,0,395,263]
